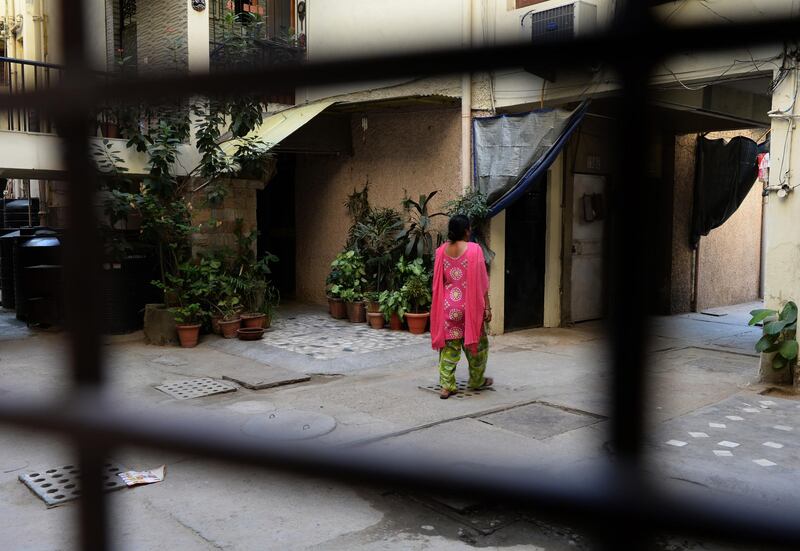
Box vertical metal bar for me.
[19,61,25,131]
[602,1,655,549]
[57,0,109,549]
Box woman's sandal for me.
[440,388,458,399]
[472,377,493,390]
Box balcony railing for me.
[0,56,63,133]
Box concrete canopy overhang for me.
[219,100,337,156]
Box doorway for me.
[504,179,547,331]
[257,154,296,298]
[570,174,606,322]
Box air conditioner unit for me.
[523,1,597,43]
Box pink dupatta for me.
[430,242,489,353]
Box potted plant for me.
[258,281,280,329]
[341,287,366,323]
[327,250,367,322]
[364,290,384,328]
[401,258,432,334]
[399,190,445,265]
[750,301,798,385]
[326,252,352,319]
[172,303,205,348]
[378,289,407,330]
[241,279,268,329]
[215,291,242,339]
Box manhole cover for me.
[241,410,337,440]
[224,400,277,414]
[479,403,601,439]
[19,461,127,508]
[419,379,494,399]
[155,378,237,400]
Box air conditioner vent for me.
[531,4,575,42]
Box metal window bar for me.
[0,1,798,550]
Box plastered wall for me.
[672,129,764,312]
[294,108,462,305]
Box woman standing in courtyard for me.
[431,214,493,399]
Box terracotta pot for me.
[176,323,201,348]
[218,317,241,339]
[241,313,266,328]
[237,327,265,341]
[366,300,381,313]
[389,312,403,331]
[100,122,120,139]
[210,315,223,335]
[263,315,272,329]
[329,298,347,319]
[367,312,385,329]
[405,312,430,334]
[346,301,366,323]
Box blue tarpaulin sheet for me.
[473,101,589,217]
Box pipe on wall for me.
[461,0,472,193]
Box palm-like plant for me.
[351,208,404,293]
[400,190,445,264]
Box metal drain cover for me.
[419,379,494,399]
[241,410,337,440]
[19,462,127,508]
[155,377,237,400]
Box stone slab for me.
[478,403,602,440]
[221,364,310,390]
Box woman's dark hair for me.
[447,214,471,242]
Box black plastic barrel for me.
[0,230,20,309]
[3,199,39,228]
[14,230,61,323]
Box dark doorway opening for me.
[257,154,296,298]
[504,178,547,332]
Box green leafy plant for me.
[378,289,408,322]
[153,262,209,324]
[750,301,798,370]
[351,207,404,293]
[400,190,445,264]
[327,250,367,301]
[259,282,281,318]
[399,258,432,313]
[446,189,495,265]
[171,303,204,325]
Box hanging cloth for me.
[690,136,759,248]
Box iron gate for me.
[0,1,799,549]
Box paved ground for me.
[0,301,795,550]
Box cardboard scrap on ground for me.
[117,465,166,487]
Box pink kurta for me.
[442,252,469,340]
[431,242,489,353]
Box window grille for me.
[0,1,799,550]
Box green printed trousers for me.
[438,335,489,392]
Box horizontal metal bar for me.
[0,16,796,113]
[0,390,799,547]
[0,56,65,70]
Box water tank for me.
[14,230,61,323]
[0,230,20,309]
[3,199,39,228]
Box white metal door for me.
[570,174,606,322]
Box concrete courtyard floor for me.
[0,301,796,550]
